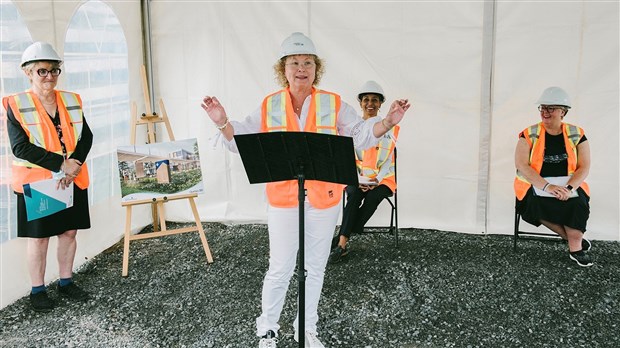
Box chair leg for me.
[514,211,520,252]
[394,207,399,248]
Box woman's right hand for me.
[61,158,82,178]
[201,96,228,126]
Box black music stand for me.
[235,131,358,347]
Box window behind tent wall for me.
[64,0,130,206]
[0,1,32,243]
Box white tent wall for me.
[150,0,619,238]
[1,0,146,309]
[152,1,489,233]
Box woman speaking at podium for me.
[201,32,411,348]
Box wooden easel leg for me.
[151,202,160,232]
[122,206,132,277]
[157,201,167,232]
[189,197,213,263]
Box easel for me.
[121,66,213,277]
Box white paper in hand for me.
[358,175,378,186]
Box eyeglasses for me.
[36,68,62,77]
[538,105,564,113]
[285,61,315,70]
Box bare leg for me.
[338,235,348,249]
[27,238,50,287]
[540,220,568,239]
[57,230,77,279]
[565,226,584,252]
[541,220,584,252]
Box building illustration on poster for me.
[116,138,204,202]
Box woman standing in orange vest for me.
[514,86,592,267]
[4,42,93,312]
[329,81,399,263]
[202,33,411,348]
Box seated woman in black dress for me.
[514,86,592,267]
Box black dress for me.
[516,131,590,232]
[7,104,93,238]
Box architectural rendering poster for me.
[116,138,204,203]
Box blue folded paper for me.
[23,179,73,221]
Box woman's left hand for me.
[548,184,571,201]
[383,99,411,127]
[56,176,73,190]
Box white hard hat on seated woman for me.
[274,32,325,88]
[536,86,571,116]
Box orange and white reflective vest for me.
[260,88,342,208]
[514,122,589,200]
[3,90,90,193]
[355,124,399,192]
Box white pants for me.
[256,202,340,337]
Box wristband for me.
[542,183,549,192]
[215,117,229,130]
[381,119,392,131]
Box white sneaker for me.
[259,330,277,348]
[294,331,326,348]
[304,331,326,348]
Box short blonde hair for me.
[273,55,325,88]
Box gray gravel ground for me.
[1,222,619,348]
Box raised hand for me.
[384,99,411,128]
[201,96,228,126]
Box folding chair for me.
[342,149,399,246]
[513,197,560,251]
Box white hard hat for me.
[536,86,571,108]
[357,80,385,102]
[279,32,317,59]
[20,41,62,67]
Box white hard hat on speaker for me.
[279,32,317,59]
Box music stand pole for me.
[297,167,306,347]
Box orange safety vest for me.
[514,122,589,200]
[355,124,399,192]
[3,90,90,193]
[260,87,342,208]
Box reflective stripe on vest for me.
[514,122,589,199]
[265,92,288,132]
[262,89,339,134]
[12,92,47,148]
[58,91,84,140]
[314,93,337,135]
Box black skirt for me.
[516,187,590,232]
[16,185,91,238]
